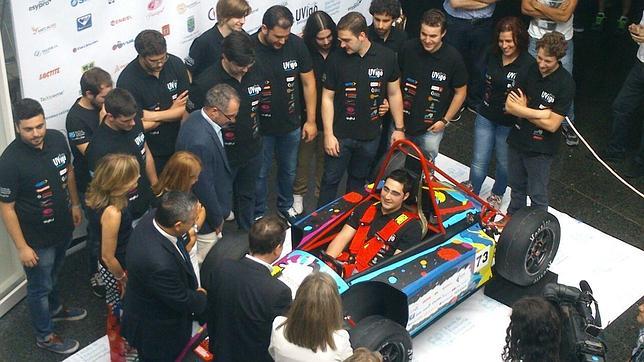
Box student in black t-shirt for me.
[503,32,574,220]
[292,11,338,215]
[117,30,190,173]
[189,31,266,231]
[398,9,467,163]
[0,99,86,354]
[252,5,318,223]
[185,0,251,78]
[65,66,113,299]
[463,17,534,210]
[368,0,408,55]
[86,88,158,221]
[317,12,406,207]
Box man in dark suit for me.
[121,191,208,361]
[176,84,238,265]
[201,216,292,362]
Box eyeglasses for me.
[214,107,237,122]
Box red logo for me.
[39,67,60,80]
[148,0,162,10]
[161,24,170,36]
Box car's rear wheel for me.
[349,315,412,362]
[495,207,560,286]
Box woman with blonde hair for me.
[269,272,353,361]
[85,153,140,361]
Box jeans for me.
[318,137,380,207]
[231,151,262,231]
[468,114,511,196]
[529,36,575,125]
[293,133,325,197]
[507,147,553,215]
[408,130,445,163]
[255,128,301,217]
[444,15,493,108]
[608,61,644,165]
[24,239,71,341]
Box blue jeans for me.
[608,61,644,165]
[507,147,553,215]
[318,137,380,207]
[231,151,262,231]
[24,239,71,341]
[529,36,575,125]
[468,114,511,196]
[408,130,445,163]
[255,128,301,217]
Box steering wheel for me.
[319,250,345,277]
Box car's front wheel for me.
[495,207,561,286]
[349,315,412,362]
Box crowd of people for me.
[0,0,643,360]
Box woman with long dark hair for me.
[269,272,353,361]
[86,154,140,361]
[292,11,338,214]
[502,296,562,362]
[464,17,534,210]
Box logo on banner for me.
[81,62,95,72]
[208,7,216,21]
[32,23,57,35]
[76,14,92,31]
[70,0,89,6]
[73,40,98,53]
[176,1,199,14]
[147,0,165,16]
[347,0,364,11]
[108,0,116,3]
[114,63,128,74]
[33,44,58,57]
[40,91,64,103]
[111,16,133,26]
[112,39,134,51]
[295,3,318,23]
[29,0,51,12]
[39,67,61,80]
[161,24,171,36]
[187,16,195,32]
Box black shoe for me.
[90,272,105,298]
[624,161,644,178]
[562,125,579,146]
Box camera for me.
[543,281,606,362]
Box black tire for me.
[349,315,412,362]
[496,207,561,286]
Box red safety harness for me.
[338,202,418,276]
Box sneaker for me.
[292,194,304,215]
[36,334,80,354]
[89,272,105,298]
[51,306,87,322]
[562,125,579,146]
[225,211,235,221]
[486,194,503,210]
[592,12,606,30]
[278,207,301,225]
[616,16,628,31]
[624,161,644,178]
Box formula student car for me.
[274,140,561,361]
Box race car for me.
[272,139,561,361]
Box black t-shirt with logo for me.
[324,42,400,141]
[0,131,73,248]
[480,51,535,127]
[368,25,408,55]
[399,40,468,136]
[116,54,190,158]
[86,117,153,219]
[307,47,337,130]
[185,24,225,78]
[65,98,100,194]
[189,60,266,166]
[252,32,313,135]
[507,62,575,155]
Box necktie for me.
[176,234,191,264]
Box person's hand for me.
[428,121,446,133]
[390,129,406,144]
[301,121,317,143]
[637,304,644,325]
[186,228,197,252]
[197,287,208,296]
[629,24,644,43]
[378,99,390,116]
[99,104,107,122]
[19,246,39,267]
[71,206,82,227]
[324,134,341,157]
[172,90,189,109]
[508,88,527,107]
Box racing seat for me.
[402,156,429,238]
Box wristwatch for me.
[394,126,406,132]
[438,118,450,126]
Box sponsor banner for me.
[10,0,370,131]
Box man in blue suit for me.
[176,83,239,264]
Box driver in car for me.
[325,169,423,275]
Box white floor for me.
[65,155,644,362]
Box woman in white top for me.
[269,272,353,362]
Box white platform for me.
[66,155,644,362]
